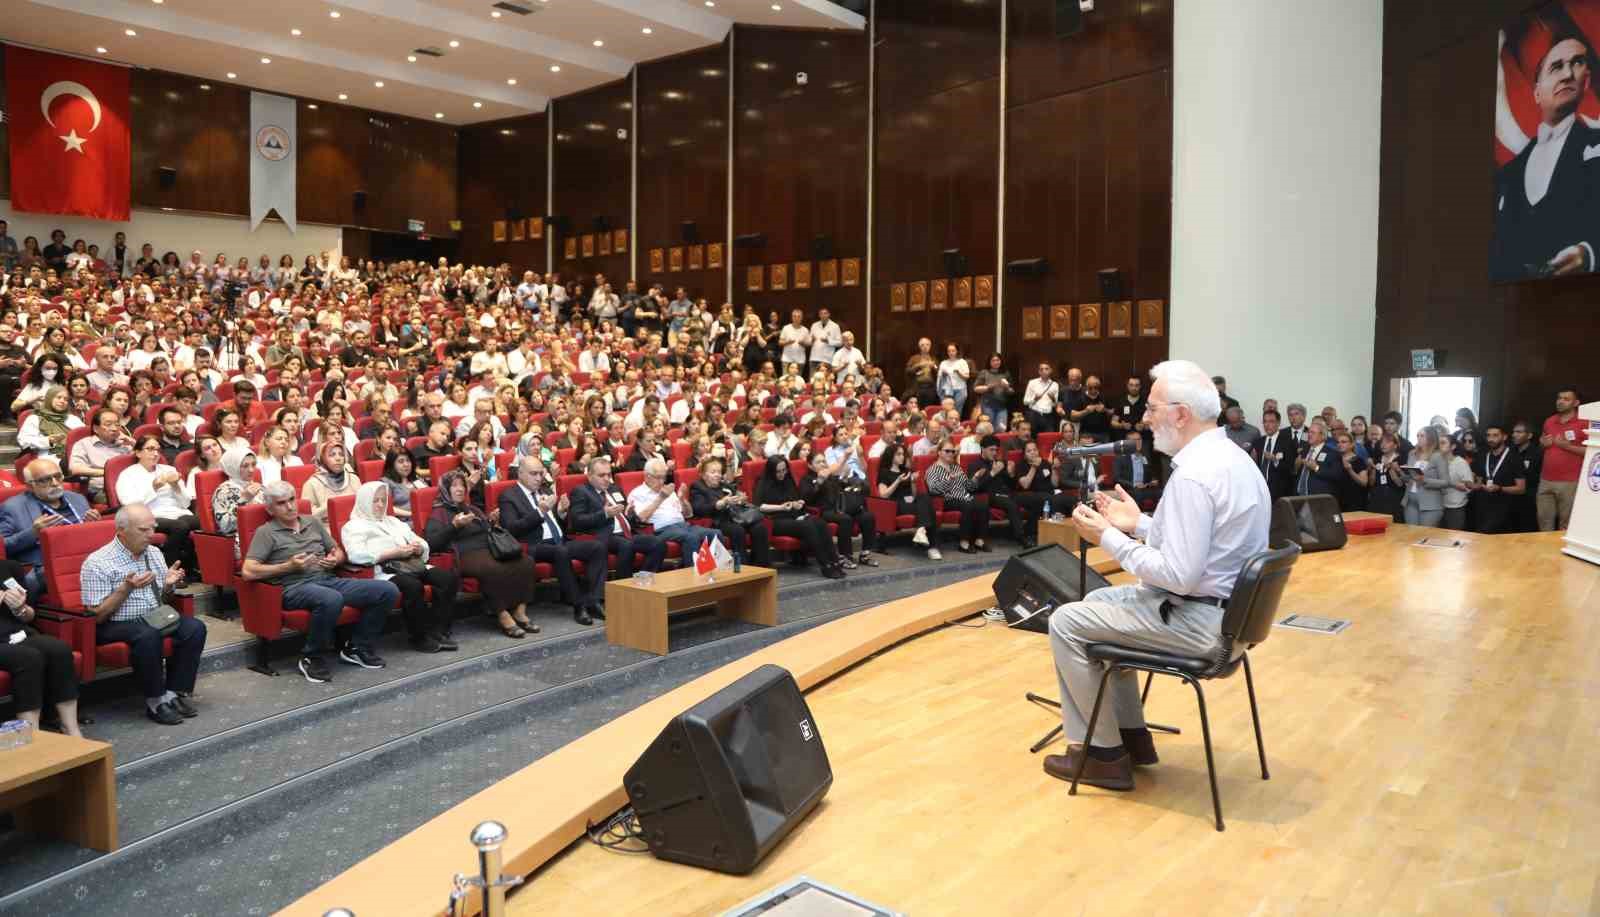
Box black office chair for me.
[1068,541,1301,831]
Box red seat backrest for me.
[676,467,700,490]
[485,479,516,514]
[327,494,358,552]
[284,463,317,496]
[429,455,461,483]
[556,447,576,469]
[104,454,139,509]
[65,426,94,456]
[131,424,161,441]
[352,439,379,464]
[616,471,645,495]
[556,473,585,497]
[358,459,383,482]
[297,441,320,463]
[176,450,200,478]
[740,459,766,499]
[671,441,692,468]
[614,444,634,467]
[1037,432,1061,454]
[912,453,937,494]
[410,487,438,539]
[40,520,119,610]
[194,469,226,531]
[144,402,175,426]
[236,499,312,560]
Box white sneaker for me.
[927,547,943,560]
[912,527,930,547]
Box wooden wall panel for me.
[637,44,730,303]
[1376,0,1596,424]
[129,72,249,216]
[552,79,633,289]
[458,113,549,272]
[731,27,869,331]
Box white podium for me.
[1561,400,1600,566]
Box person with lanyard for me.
[1366,433,1408,522]
[1471,424,1528,534]
[0,458,101,599]
[342,481,460,654]
[80,504,207,726]
[1046,360,1269,791]
[497,459,608,626]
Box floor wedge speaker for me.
[625,664,832,874]
[993,543,1112,633]
[1270,495,1348,553]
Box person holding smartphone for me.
[875,441,941,560]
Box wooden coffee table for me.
[604,565,778,655]
[0,730,117,851]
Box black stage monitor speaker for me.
[157,166,177,189]
[1056,0,1084,37]
[352,189,368,212]
[993,543,1112,633]
[1098,267,1124,301]
[733,232,766,249]
[625,664,832,875]
[682,220,700,244]
[1270,495,1348,553]
[1006,257,1049,277]
[943,248,969,278]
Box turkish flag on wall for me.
[5,46,131,221]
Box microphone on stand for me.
[1056,439,1141,460]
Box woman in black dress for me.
[874,441,941,558]
[1366,433,1407,522]
[799,451,878,569]
[424,470,542,639]
[753,456,844,578]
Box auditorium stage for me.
[288,526,1600,916]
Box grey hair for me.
[114,503,152,530]
[644,457,670,478]
[262,480,296,503]
[1286,402,1307,415]
[586,455,612,476]
[1149,360,1222,422]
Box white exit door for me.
[1397,376,1481,442]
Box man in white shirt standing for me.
[830,330,866,383]
[1023,362,1061,434]
[1042,360,1270,792]
[807,308,842,375]
[778,310,811,370]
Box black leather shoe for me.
[574,608,594,626]
[146,701,184,726]
[589,605,606,620]
[975,541,993,552]
[1021,537,1037,549]
[170,695,199,718]
[1120,727,1159,767]
[434,633,459,652]
[1042,745,1134,791]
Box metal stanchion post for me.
[472,821,508,917]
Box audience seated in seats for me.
[302,442,360,525]
[341,482,460,654]
[15,385,81,463]
[627,458,716,559]
[924,438,988,554]
[80,504,207,725]
[1114,430,1164,507]
[0,458,101,596]
[755,455,844,578]
[690,457,771,567]
[116,435,201,579]
[968,435,1030,547]
[425,469,543,639]
[410,419,455,482]
[243,480,395,684]
[155,406,191,465]
[0,556,82,737]
[1010,439,1059,541]
[876,441,942,559]
[212,449,264,543]
[68,407,134,502]
[801,448,879,569]
[497,459,608,626]
[381,450,426,520]
[254,426,303,486]
[566,456,667,578]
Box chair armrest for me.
[193,532,238,588]
[31,609,95,682]
[867,496,896,535]
[236,580,286,639]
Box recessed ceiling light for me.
[449,39,460,48]
[705,1,714,6]
[152,0,163,4]
[260,57,272,64]
[199,83,210,90]
[491,9,501,16]
[772,2,782,9]
[435,112,444,119]
[291,28,302,36]
[328,9,340,17]
[593,39,604,47]
[500,129,512,136]
[95,46,108,54]
[642,27,652,34]
[374,80,384,87]
[549,65,560,72]
[124,28,137,36]
[407,55,417,62]
[472,101,483,108]
[308,103,318,109]
[227,72,237,79]
[507,77,518,85]
[338,92,349,99]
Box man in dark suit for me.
[1251,409,1298,501]
[1294,420,1344,499]
[1113,431,1163,507]
[498,459,609,626]
[566,456,666,578]
[1492,31,1600,281]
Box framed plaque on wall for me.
[1022,307,1044,341]
[707,242,723,268]
[841,258,860,287]
[649,248,665,273]
[1049,305,1072,340]
[793,261,812,289]
[564,237,577,260]
[492,221,507,243]
[819,259,838,287]
[530,217,544,240]
[669,247,684,272]
[1078,303,1102,339]
[890,283,907,312]
[954,277,973,309]
[1138,299,1165,337]
[688,245,704,270]
[613,228,627,252]
[771,263,789,291]
[598,231,611,255]
[581,234,595,258]
[930,279,949,310]
[510,219,525,242]
[747,265,764,292]
[975,275,994,308]
[1107,301,1132,338]
[909,281,928,311]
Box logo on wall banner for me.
[249,92,297,233]
[3,45,131,220]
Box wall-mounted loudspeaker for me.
[1005,257,1049,277]
[594,216,611,233]
[733,233,766,249]
[1056,0,1084,37]
[625,665,832,874]
[811,234,835,261]
[1097,267,1123,301]
[352,190,368,211]
[546,215,571,235]
[943,248,969,278]
[681,220,700,244]
[157,166,177,190]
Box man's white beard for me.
[1153,420,1181,456]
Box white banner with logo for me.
[249,91,296,233]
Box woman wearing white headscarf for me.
[211,448,263,553]
[341,481,460,653]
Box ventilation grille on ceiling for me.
[492,1,537,14]
[413,46,445,57]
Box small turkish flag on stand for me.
[694,538,717,577]
[5,46,131,221]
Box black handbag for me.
[836,481,867,516]
[729,504,766,528]
[486,526,524,561]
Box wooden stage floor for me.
[511,527,1600,916]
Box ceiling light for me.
[549,65,560,72]
[291,28,302,36]
[772,2,782,8]
[593,39,604,47]
[449,39,460,48]
[506,77,517,85]
[329,9,340,17]
[124,28,137,36]
[642,27,653,34]
[308,103,319,109]
[374,80,384,87]
[491,9,501,16]
[227,72,237,79]
[472,101,483,108]
[705,1,714,6]
[199,83,211,90]
[261,57,272,64]
[152,0,163,4]
[500,129,512,136]
[338,92,349,99]
[96,46,108,54]
[407,54,418,62]
[435,112,444,119]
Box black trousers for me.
[938,496,987,541]
[595,532,667,577]
[1012,492,1061,538]
[154,514,200,578]
[1025,408,1059,434]
[1476,496,1519,534]
[983,492,1026,540]
[389,567,460,639]
[0,629,79,713]
[769,515,839,566]
[821,508,876,556]
[97,615,207,700]
[892,493,940,543]
[530,538,608,610]
[716,520,771,567]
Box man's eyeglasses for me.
[1143,401,1179,417]
[29,473,63,485]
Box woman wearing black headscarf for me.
[753,456,844,579]
[424,469,543,639]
